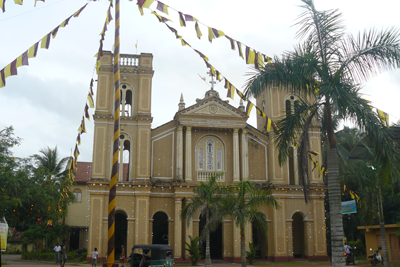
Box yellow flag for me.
[4,64,11,79]
[14,0,23,5]
[208,27,215,43]
[138,6,144,16]
[195,22,202,39]
[41,34,50,49]
[142,0,154,8]
[266,118,272,132]
[28,43,38,58]
[246,48,256,64]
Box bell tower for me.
[91,51,154,181]
[255,85,323,185]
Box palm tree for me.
[32,146,70,179]
[181,175,226,267]
[223,181,279,267]
[245,1,400,266]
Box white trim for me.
[151,131,174,179]
[151,127,176,140]
[95,121,151,126]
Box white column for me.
[174,198,182,258]
[177,126,183,180]
[185,126,192,181]
[233,129,240,182]
[241,129,249,180]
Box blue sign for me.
[342,200,357,214]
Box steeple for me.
[178,93,185,111]
[238,98,245,112]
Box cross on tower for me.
[207,70,216,90]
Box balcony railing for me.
[197,171,225,182]
[119,54,139,66]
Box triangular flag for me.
[246,102,254,117]
[88,93,95,108]
[211,28,225,38]
[245,46,256,65]
[16,51,29,68]
[28,42,39,58]
[237,41,244,59]
[377,109,389,127]
[208,27,215,43]
[184,14,198,22]
[156,1,169,14]
[225,36,236,50]
[84,104,90,120]
[40,33,51,49]
[178,12,186,27]
[0,69,5,88]
[195,22,202,39]
[76,133,81,146]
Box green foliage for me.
[184,235,202,266]
[348,239,365,257]
[246,242,257,265]
[4,246,21,254]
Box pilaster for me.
[177,126,183,180]
[233,129,240,182]
[185,127,192,181]
[174,198,182,259]
[241,129,249,180]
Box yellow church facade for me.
[81,51,327,262]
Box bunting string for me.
[148,11,278,136]
[136,0,272,69]
[67,78,96,182]
[0,2,89,88]
[94,1,113,74]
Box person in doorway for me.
[92,247,98,267]
[54,243,61,264]
[60,239,67,267]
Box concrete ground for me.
[1,254,334,267]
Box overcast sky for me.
[1,0,399,163]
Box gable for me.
[181,98,246,118]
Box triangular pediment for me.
[179,97,247,118]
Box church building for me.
[69,51,328,262]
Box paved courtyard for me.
[2,254,334,267]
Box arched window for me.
[285,95,300,118]
[118,134,131,181]
[120,84,133,117]
[73,189,82,203]
[196,136,225,174]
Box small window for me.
[73,189,82,203]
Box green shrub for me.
[349,239,365,257]
[246,242,257,265]
[184,235,202,266]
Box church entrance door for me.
[292,212,305,258]
[152,211,169,244]
[115,212,128,260]
[199,214,223,259]
[252,222,268,259]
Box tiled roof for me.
[75,162,92,183]
[75,162,130,182]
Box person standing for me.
[60,239,67,267]
[92,247,98,267]
[54,243,61,264]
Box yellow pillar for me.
[174,197,182,259]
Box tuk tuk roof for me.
[132,244,172,251]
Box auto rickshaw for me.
[129,244,174,267]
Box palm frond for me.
[339,28,400,83]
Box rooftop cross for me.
[207,70,216,91]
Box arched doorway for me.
[252,222,268,259]
[292,212,305,258]
[199,214,223,259]
[152,211,169,244]
[115,212,127,260]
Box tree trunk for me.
[378,187,390,267]
[327,148,345,267]
[205,216,212,267]
[240,223,246,267]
